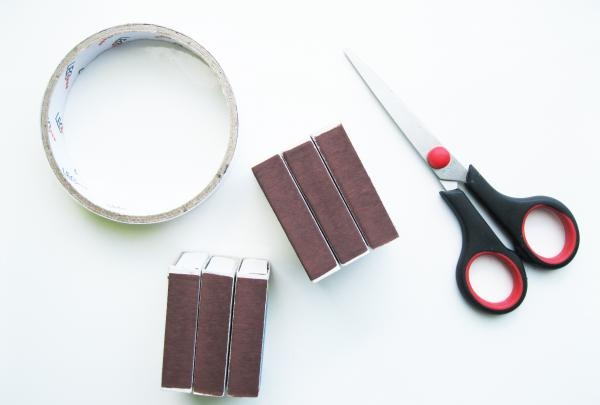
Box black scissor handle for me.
[465,166,579,268]
[441,189,527,314]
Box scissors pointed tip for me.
[343,49,359,66]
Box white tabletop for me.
[1,1,599,404]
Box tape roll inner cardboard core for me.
[41,24,238,224]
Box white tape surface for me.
[41,24,238,224]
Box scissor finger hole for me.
[522,205,577,265]
[465,252,524,311]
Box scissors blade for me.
[344,50,467,184]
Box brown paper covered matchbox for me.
[227,258,270,397]
[313,125,398,248]
[193,256,238,396]
[252,124,398,282]
[162,253,270,398]
[161,252,208,392]
[283,141,368,264]
[252,155,339,281]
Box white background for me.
[1,1,599,404]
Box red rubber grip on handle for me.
[465,252,526,313]
[521,204,578,266]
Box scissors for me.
[345,51,580,314]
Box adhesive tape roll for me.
[41,24,238,224]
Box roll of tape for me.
[41,23,238,224]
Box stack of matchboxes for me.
[161,252,270,397]
[253,125,398,282]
